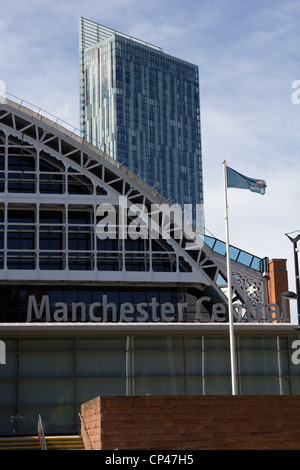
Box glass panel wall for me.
[0,334,299,436]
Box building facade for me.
[0,97,299,438]
[79,18,203,222]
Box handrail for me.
[38,415,47,450]
[78,412,92,450]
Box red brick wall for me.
[81,395,300,450]
[267,259,289,319]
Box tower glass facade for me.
[79,18,203,221]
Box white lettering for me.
[212,303,226,321]
[266,303,280,322]
[177,302,188,322]
[120,302,134,322]
[161,302,175,321]
[102,295,117,322]
[96,203,117,239]
[95,197,205,250]
[53,302,68,322]
[196,297,210,322]
[127,203,149,239]
[27,295,51,321]
[149,297,160,321]
[0,340,6,364]
[292,80,300,104]
[136,302,148,322]
[89,302,101,321]
[71,302,86,322]
[25,294,287,325]
[291,340,300,365]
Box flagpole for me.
[223,160,238,395]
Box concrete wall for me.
[80,395,300,450]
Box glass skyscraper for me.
[79,18,203,222]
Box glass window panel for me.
[19,379,75,406]
[290,376,300,394]
[239,351,279,376]
[237,251,253,267]
[40,232,63,250]
[240,376,280,395]
[77,351,126,377]
[134,351,184,377]
[0,353,18,379]
[18,405,75,435]
[77,337,126,351]
[39,173,64,193]
[0,407,18,434]
[134,377,185,395]
[68,174,93,194]
[20,352,75,378]
[20,338,74,352]
[7,209,35,223]
[77,378,126,403]
[239,337,278,350]
[185,350,202,376]
[7,252,36,270]
[40,210,63,223]
[185,337,203,351]
[134,337,183,351]
[8,152,35,171]
[39,154,64,172]
[186,377,203,395]
[204,350,231,376]
[7,231,35,250]
[202,377,231,395]
[278,377,292,395]
[0,381,18,406]
[279,350,292,376]
[2,338,19,353]
[68,232,91,251]
[68,211,91,224]
[8,173,36,193]
[39,253,64,270]
[204,337,229,350]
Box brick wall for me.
[267,259,289,319]
[80,395,300,450]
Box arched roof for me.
[0,96,269,310]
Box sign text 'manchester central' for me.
[26,294,289,323]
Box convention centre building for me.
[0,96,299,437]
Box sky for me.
[1,0,300,320]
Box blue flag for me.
[226,166,266,195]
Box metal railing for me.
[78,412,92,450]
[38,415,47,450]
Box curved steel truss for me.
[0,97,269,313]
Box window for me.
[7,209,35,269]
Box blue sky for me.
[1,0,300,320]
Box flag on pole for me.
[223,162,267,396]
[226,166,267,195]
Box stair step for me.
[46,437,85,450]
[0,436,85,450]
[0,438,41,450]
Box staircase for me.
[45,436,85,450]
[0,436,85,450]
